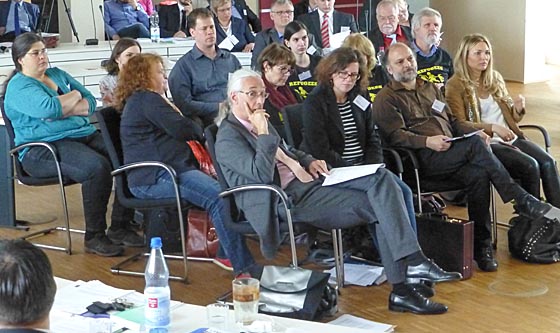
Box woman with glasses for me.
[446,33,560,207]
[300,47,417,229]
[342,33,387,102]
[115,53,256,276]
[283,21,321,102]
[3,33,142,257]
[211,0,255,52]
[257,43,298,138]
[99,38,141,107]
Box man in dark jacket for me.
[0,0,40,42]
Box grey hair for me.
[376,0,398,15]
[214,68,262,126]
[411,7,442,38]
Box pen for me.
[112,328,129,333]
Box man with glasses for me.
[168,8,241,127]
[298,0,358,49]
[368,0,411,53]
[251,0,321,69]
[215,68,463,315]
[0,0,40,42]
[159,0,193,38]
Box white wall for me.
[58,0,105,43]
[407,0,429,13]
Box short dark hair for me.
[315,47,368,91]
[257,43,296,73]
[188,8,214,30]
[0,239,56,325]
[103,38,142,76]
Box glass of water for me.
[232,277,260,326]
[206,302,230,331]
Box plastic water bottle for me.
[376,46,385,67]
[144,237,170,332]
[150,12,160,43]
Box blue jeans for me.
[130,169,255,273]
[21,132,133,234]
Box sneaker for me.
[213,257,234,271]
[85,234,124,257]
[107,228,145,247]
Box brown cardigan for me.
[446,75,526,139]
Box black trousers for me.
[416,136,526,250]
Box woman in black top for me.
[283,21,322,102]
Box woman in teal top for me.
[3,33,142,257]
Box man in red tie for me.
[298,0,358,50]
[0,0,40,42]
[367,0,412,55]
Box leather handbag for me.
[186,208,219,258]
[416,213,474,279]
[508,215,560,264]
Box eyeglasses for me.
[238,90,269,99]
[275,65,294,74]
[26,48,48,57]
[336,71,361,81]
[271,10,294,15]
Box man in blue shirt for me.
[103,0,150,40]
[168,8,241,127]
[0,0,40,42]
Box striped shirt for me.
[338,101,364,165]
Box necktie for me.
[180,9,187,32]
[14,3,21,36]
[387,34,397,45]
[276,148,313,183]
[321,13,330,48]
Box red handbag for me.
[187,140,217,178]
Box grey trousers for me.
[285,168,420,284]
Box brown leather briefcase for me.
[416,213,474,279]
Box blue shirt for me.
[413,40,437,57]
[168,46,241,125]
[5,68,97,157]
[103,0,149,38]
[6,1,31,33]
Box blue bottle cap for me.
[150,237,162,248]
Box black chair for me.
[205,123,350,289]
[96,106,193,282]
[0,97,82,254]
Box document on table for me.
[444,129,483,142]
[322,164,385,186]
[329,314,395,332]
[326,263,386,286]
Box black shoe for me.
[474,247,498,272]
[514,193,551,219]
[406,281,435,298]
[107,228,145,247]
[407,260,462,283]
[85,234,124,257]
[389,286,448,315]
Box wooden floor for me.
[2,70,560,332]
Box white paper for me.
[218,37,235,51]
[307,45,317,55]
[329,314,394,332]
[228,34,240,45]
[431,99,445,113]
[322,164,385,186]
[327,263,386,286]
[445,129,483,142]
[329,30,351,49]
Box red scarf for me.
[263,76,298,110]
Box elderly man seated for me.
[214,68,463,315]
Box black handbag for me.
[508,215,560,264]
[248,265,337,321]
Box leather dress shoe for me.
[514,193,551,219]
[474,247,498,272]
[389,286,448,315]
[407,260,462,283]
[407,281,435,298]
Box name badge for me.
[431,99,445,113]
[341,26,350,32]
[307,45,316,55]
[228,35,240,45]
[243,9,247,16]
[353,95,371,111]
[298,70,312,81]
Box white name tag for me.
[243,9,247,16]
[432,99,445,113]
[307,45,316,55]
[228,34,240,45]
[298,70,312,81]
[353,95,371,111]
[218,37,235,51]
[341,26,350,32]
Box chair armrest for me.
[382,147,404,175]
[111,161,179,183]
[519,124,551,152]
[10,141,59,161]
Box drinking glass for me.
[232,277,260,326]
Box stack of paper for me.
[327,264,386,286]
[329,314,395,332]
